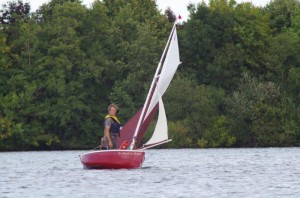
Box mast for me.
[129,23,177,150]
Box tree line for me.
[0,0,299,151]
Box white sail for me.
[129,24,180,150]
[143,92,168,147]
[145,26,180,119]
[141,26,180,148]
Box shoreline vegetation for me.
[1,0,300,151]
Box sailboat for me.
[79,23,181,169]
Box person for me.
[103,103,121,149]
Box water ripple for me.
[1,148,300,197]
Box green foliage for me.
[1,0,300,150]
[0,0,171,150]
[265,31,300,87]
[166,121,193,148]
[251,100,285,146]
[181,0,271,90]
[110,22,170,119]
[142,120,193,148]
[287,67,300,102]
[200,115,236,148]
[226,74,299,147]
[291,5,300,33]
[165,76,226,145]
[0,32,10,69]
[265,0,300,34]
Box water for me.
[1,148,299,198]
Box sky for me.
[0,0,271,21]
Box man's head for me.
[108,103,118,116]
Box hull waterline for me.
[79,150,145,169]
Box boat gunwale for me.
[80,149,145,156]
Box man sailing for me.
[103,104,121,149]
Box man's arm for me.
[105,125,113,148]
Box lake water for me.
[1,148,299,197]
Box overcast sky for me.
[0,0,271,20]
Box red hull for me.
[79,150,145,169]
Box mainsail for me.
[118,24,180,149]
[144,25,180,119]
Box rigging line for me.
[92,145,101,150]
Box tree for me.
[35,0,81,22]
[106,0,170,120]
[33,2,96,148]
[165,7,176,23]
[226,74,299,146]
[286,5,300,104]
[0,0,30,25]
[181,0,271,90]
[200,115,236,148]
[0,31,11,84]
[265,0,300,34]
[0,1,52,150]
[164,76,226,146]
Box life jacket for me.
[104,115,121,136]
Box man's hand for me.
[108,141,113,148]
